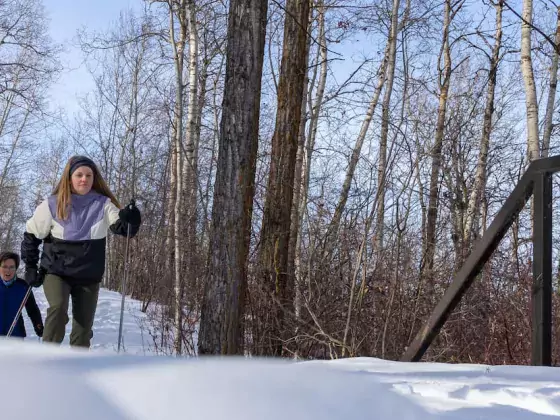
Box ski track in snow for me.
[23,286,153,354]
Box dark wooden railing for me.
[402,156,560,366]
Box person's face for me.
[71,166,94,195]
[0,259,16,282]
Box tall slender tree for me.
[198,0,268,355]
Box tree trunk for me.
[198,0,268,355]
[464,0,502,248]
[297,0,327,272]
[257,0,311,356]
[422,0,457,280]
[183,0,199,313]
[201,54,225,245]
[293,0,327,355]
[521,0,539,161]
[169,0,187,355]
[288,0,313,358]
[375,0,401,252]
[542,6,560,158]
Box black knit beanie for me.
[69,155,96,176]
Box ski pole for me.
[117,199,134,353]
[7,287,32,338]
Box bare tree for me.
[375,0,402,251]
[542,5,560,158]
[166,0,189,354]
[422,0,464,279]
[464,0,503,249]
[288,0,314,353]
[520,0,539,161]
[257,0,311,356]
[198,0,268,355]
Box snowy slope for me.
[0,286,557,419]
[23,286,153,354]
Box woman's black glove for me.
[119,200,141,226]
[24,267,42,288]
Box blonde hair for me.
[53,156,121,220]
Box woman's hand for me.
[119,200,141,226]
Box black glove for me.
[34,324,43,338]
[119,200,141,226]
[24,267,42,288]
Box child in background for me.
[0,251,43,338]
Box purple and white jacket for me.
[21,191,139,284]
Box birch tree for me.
[520,0,539,161]
[422,0,464,279]
[167,0,188,354]
[542,5,560,158]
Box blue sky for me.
[43,0,140,115]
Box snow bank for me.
[4,286,558,420]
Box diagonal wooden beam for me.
[401,165,536,362]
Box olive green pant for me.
[42,274,100,348]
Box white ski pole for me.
[117,200,134,353]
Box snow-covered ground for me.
[0,286,557,419]
[23,286,154,354]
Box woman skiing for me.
[0,251,43,338]
[21,155,141,348]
